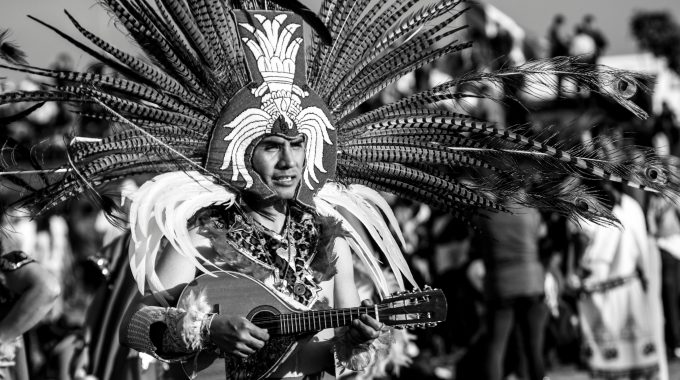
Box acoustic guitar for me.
[178,271,447,380]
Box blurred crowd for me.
[548,14,608,64]
[2,8,680,380]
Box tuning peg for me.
[424,284,432,290]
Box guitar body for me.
[178,271,448,379]
[180,271,306,380]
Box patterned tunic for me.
[194,204,340,310]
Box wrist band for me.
[179,290,212,351]
[333,326,395,373]
[200,313,217,348]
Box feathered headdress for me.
[1,1,679,294]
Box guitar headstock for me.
[378,286,447,329]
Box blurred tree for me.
[631,11,680,75]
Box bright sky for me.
[2,0,680,81]
[497,0,680,55]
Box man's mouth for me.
[272,175,296,185]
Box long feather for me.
[339,160,503,211]
[0,63,208,119]
[268,0,331,44]
[0,90,87,105]
[311,0,365,92]
[315,182,417,291]
[327,24,466,102]
[313,196,390,297]
[453,57,652,119]
[0,29,28,65]
[126,171,236,294]
[0,102,45,125]
[322,0,464,101]
[26,15,160,88]
[100,0,212,97]
[333,41,474,118]
[64,86,211,131]
[322,6,468,99]
[62,11,202,104]
[337,174,480,229]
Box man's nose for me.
[278,143,295,167]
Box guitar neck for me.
[252,305,382,335]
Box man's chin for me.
[264,182,296,200]
[273,189,297,200]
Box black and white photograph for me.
[2,1,680,379]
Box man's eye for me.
[263,144,280,151]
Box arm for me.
[291,237,383,376]
[331,238,385,373]
[0,259,61,343]
[119,230,269,361]
[334,238,382,339]
[0,262,61,343]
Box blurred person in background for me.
[1,205,103,380]
[646,158,680,361]
[576,15,608,61]
[477,184,549,380]
[548,14,570,58]
[652,102,680,158]
[570,14,608,66]
[571,181,663,380]
[539,212,582,369]
[429,214,487,380]
[0,239,61,380]
[547,14,571,98]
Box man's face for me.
[251,134,306,200]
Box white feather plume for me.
[125,171,237,296]
[314,182,419,297]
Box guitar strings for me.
[253,303,424,321]
[248,304,397,323]
[249,303,423,328]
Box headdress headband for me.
[206,11,336,206]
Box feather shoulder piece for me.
[314,182,417,298]
[125,171,236,297]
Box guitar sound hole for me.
[248,305,280,332]
[251,310,276,322]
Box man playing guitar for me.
[120,133,385,378]
[118,9,395,379]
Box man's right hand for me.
[208,315,269,358]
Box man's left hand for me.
[346,299,383,346]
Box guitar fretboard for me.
[251,306,381,335]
